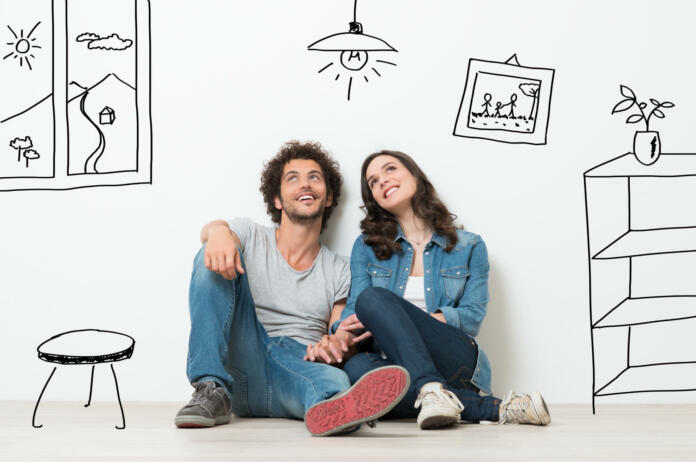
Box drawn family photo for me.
[0,0,151,192]
[453,54,555,145]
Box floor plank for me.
[2,402,695,461]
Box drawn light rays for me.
[3,22,43,70]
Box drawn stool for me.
[32,329,135,429]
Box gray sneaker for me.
[175,381,232,428]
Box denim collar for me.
[394,224,448,249]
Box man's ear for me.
[326,191,333,208]
[274,195,282,210]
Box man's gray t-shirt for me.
[228,218,351,345]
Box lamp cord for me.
[353,0,358,23]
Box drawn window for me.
[0,0,151,192]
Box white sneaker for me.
[498,390,551,425]
[414,382,464,429]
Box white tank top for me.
[403,276,427,312]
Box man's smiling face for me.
[274,158,333,226]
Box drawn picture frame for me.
[453,57,555,145]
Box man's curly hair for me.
[260,141,343,232]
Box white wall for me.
[2,0,696,404]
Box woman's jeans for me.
[186,246,350,419]
[343,287,500,422]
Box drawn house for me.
[99,106,116,125]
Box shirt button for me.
[399,286,403,289]
[404,268,409,271]
[425,251,429,255]
[426,270,430,273]
[373,271,376,274]
[456,272,460,275]
[426,287,431,291]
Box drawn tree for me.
[519,83,540,120]
[23,149,40,168]
[10,136,34,162]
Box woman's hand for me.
[338,314,373,343]
[430,312,447,324]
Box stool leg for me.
[32,366,57,428]
[110,364,126,430]
[85,365,95,407]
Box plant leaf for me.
[639,102,647,109]
[612,99,634,113]
[661,101,675,108]
[650,98,660,106]
[626,114,643,124]
[620,85,636,99]
[653,109,665,118]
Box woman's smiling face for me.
[365,155,418,215]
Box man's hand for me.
[430,312,447,324]
[204,223,244,280]
[338,314,373,343]
[304,333,355,364]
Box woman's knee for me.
[355,286,402,321]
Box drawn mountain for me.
[68,73,138,174]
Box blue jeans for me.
[186,246,350,419]
[343,287,500,422]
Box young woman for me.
[310,150,550,429]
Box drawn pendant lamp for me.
[308,0,397,101]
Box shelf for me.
[593,227,696,259]
[594,297,696,328]
[585,153,696,178]
[595,362,696,396]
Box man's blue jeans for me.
[343,287,500,422]
[186,246,350,419]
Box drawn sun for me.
[3,22,42,70]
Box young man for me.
[175,141,409,436]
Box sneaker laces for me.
[414,384,464,412]
[188,381,217,407]
[498,390,527,424]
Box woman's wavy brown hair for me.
[360,150,460,260]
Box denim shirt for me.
[332,227,492,394]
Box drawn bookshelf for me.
[584,153,696,413]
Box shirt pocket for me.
[441,266,469,302]
[366,263,392,289]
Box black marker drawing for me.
[0,0,152,192]
[0,0,54,183]
[453,54,555,145]
[308,0,397,101]
[33,329,135,429]
[76,32,133,50]
[584,151,696,413]
[3,22,43,70]
[611,84,674,166]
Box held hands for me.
[204,225,244,280]
[304,331,354,364]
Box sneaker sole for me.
[528,392,551,425]
[418,412,460,430]
[304,365,410,437]
[175,414,231,428]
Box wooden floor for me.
[2,402,695,461]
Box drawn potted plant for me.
[611,85,674,166]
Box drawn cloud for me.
[76,32,133,51]
[76,32,101,42]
